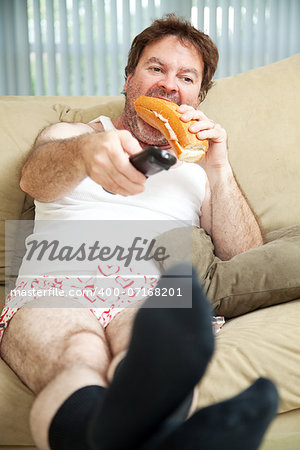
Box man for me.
[0,14,276,450]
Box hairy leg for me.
[0,297,111,450]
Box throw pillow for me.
[153,225,300,318]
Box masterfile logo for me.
[25,236,169,267]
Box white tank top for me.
[35,116,207,227]
[18,116,207,278]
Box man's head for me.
[125,14,219,103]
[116,14,219,148]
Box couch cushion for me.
[208,225,300,318]
[0,357,34,446]
[200,53,300,234]
[195,298,300,415]
[59,96,125,123]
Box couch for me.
[0,52,299,449]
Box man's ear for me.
[123,73,132,92]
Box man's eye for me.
[183,77,193,83]
[150,67,161,72]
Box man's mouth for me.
[145,91,180,105]
[154,96,172,102]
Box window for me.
[1,0,299,96]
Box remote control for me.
[129,146,176,177]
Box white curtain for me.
[0,0,299,96]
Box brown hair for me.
[125,14,219,103]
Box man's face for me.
[121,35,204,148]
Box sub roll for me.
[134,96,208,163]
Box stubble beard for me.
[125,106,167,147]
[122,82,181,147]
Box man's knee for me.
[62,330,111,375]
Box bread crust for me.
[134,96,208,162]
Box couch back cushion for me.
[0,101,60,286]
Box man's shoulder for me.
[88,121,105,132]
[38,121,97,143]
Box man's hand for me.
[176,104,228,170]
[82,130,146,196]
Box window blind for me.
[0,0,299,96]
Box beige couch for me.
[0,53,300,449]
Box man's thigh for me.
[105,303,145,357]
[0,297,110,393]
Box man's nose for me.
[157,74,178,92]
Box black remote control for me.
[129,146,176,177]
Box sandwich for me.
[134,96,208,162]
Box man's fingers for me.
[117,130,142,157]
[90,162,146,196]
[105,130,146,184]
[177,105,209,122]
[189,120,216,133]
[85,130,146,195]
[195,124,226,143]
[173,108,226,143]
[101,175,146,196]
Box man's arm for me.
[201,167,263,260]
[20,122,145,202]
[20,123,93,202]
[178,105,263,260]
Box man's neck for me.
[111,116,124,130]
[112,115,178,156]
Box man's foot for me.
[88,263,214,449]
[149,378,278,450]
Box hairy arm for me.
[20,123,95,202]
[20,122,145,202]
[201,166,263,260]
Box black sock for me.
[113,359,194,424]
[112,355,194,449]
[138,389,195,450]
[152,378,279,450]
[89,263,214,450]
[49,385,105,450]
